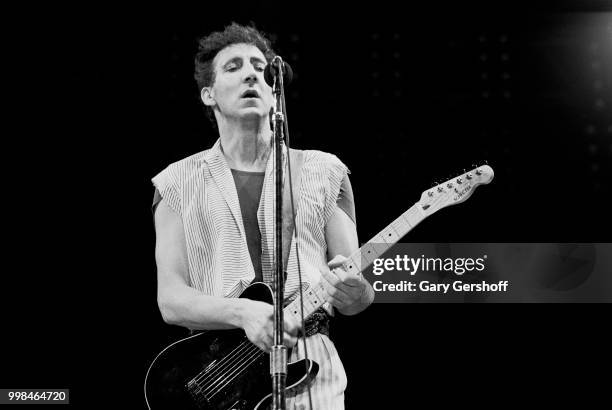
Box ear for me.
[201,87,216,107]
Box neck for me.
[217,117,272,172]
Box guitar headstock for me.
[418,165,494,215]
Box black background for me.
[3,1,611,408]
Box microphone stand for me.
[270,56,287,410]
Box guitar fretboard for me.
[285,202,426,323]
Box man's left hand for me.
[320,255,367,312]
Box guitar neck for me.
[285,202,426,323]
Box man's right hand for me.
[239,299,301,352]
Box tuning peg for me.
[437,186,444,192]
[447,182,453,188]
[456,177,463,184]
[466,173,473,180]
[427,191,434,197]
[475,169,482,175]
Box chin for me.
[238,110,266,122]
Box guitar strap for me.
[281,148,304,282]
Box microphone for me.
[264,57,293,87]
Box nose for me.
[243,66,258,86]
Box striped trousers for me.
[286,334,347,410]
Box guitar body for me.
[144,282,319,410]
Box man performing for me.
[152,23,374,409]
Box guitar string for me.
[206,349,266,401]
[196,349,265,407]
[191,339,255,390]
[193,344,263,404]
[193,345,259,405]
[199,343,262,396]
[195,342,257,395]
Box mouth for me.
[240,89,260,99]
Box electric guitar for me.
[144,165,494,410]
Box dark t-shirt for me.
[231,169,266,282]
[152,171,355,284]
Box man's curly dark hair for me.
[194,23,277,126]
